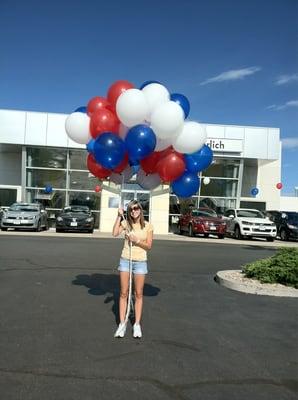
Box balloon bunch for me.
[65,80,213,198]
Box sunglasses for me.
[130,206,140,211]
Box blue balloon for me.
[125,124,156,161]
[93,132,125,169]
[86,139,95,154]
[185,145,213,173]
[139,80,161,90]
[74,106,87,113]
[172,172,200,198]
[170,93,190,118]
[44,185,53,194]
[251,187,259,196]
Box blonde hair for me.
[126,200,145,230]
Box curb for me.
[215,270,298,298]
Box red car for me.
[178,208,227,238]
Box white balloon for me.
[142,83,170,118]
[65,112,91,144]
[136,169,162,190]
[116,89,149,127]
[154,136,173,152]
[109,166,134,185]
[150,101,184,139]
[172,121,207,154]
[203,177,210,185]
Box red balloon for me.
[94,185,101,193]
[140,152,161,174]
[87,154,111,179]
[87,96,110,116]
[156,150,186,182]
[276,182,283,190]
[113,153,129,173]
[107,80,134,109]
[90,108,120,138]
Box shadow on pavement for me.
[72,273,160,323]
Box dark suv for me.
[266,211,298,241]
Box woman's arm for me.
[112,209,125,237]
[128,230,153,251]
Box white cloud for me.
[200,67,261,85]
[267,100,298,111]
[282,137,298,149]
[275,73,298,85]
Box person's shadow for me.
[72,273,160,323]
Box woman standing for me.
[112,200,153,338]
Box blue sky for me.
[0,0,297,194]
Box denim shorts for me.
[118,258,148,275]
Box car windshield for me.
[284,212,298,224]
[64,206,89,213]
[192,210,217,217]
[9,204,39,212]
[237,210,265,218]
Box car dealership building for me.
[0,108,295,234]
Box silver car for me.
[1,202,48,232]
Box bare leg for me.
[119,271,129,323]
[133,274,145,324]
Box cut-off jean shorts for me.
[118,258,148,275]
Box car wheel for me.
[36,220,42,232]
[188,224,194,237]
[88,229,94,234]
[56,228,63,233]
[234,226,243,240]
[218,234,225,239]
[1,227,7,231]
[280,229,288,241]
[204,233,209,238]
[266,237,274,242]
[177,224,183,235]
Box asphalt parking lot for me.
[0,233,297,400]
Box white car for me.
[224,208,277,241]
[1,202,48,231]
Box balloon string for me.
[120,172,133,325]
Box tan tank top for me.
[120,220,153,261]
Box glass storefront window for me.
[200,178,238,197]
[69,191,101,211]
[26,169,66,189]
[26,189,66,209]
[69,150,88,170]
[69,171,99,190]
[169,195,180,215]
[0,188,17,207]
[136,192,150,219]
[27,148,67,169]
[199,197,236,214]
[204,159,240,178]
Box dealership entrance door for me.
[0,185,21,208]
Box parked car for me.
[0,202,48,231]
[56,205,94,233]
[224,208,276,241]
[178,208,227,238]
[266,210,298,241]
